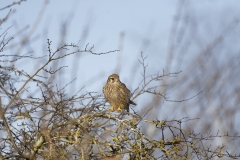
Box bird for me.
[103,74,136,112]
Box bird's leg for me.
[108,106,115,112]
[117,107,122,112]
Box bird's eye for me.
[110,78,114,80]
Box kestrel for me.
[103,74,136,112]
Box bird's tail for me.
[129,100,136,106]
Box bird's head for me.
[107,74,120,84]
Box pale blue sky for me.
[1,0,176,89]
[1,0,240,119]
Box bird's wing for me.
[120,82,131,97]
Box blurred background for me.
[1,0,240,155]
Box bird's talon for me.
[117,108,122,112]
[109,107,115,112]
